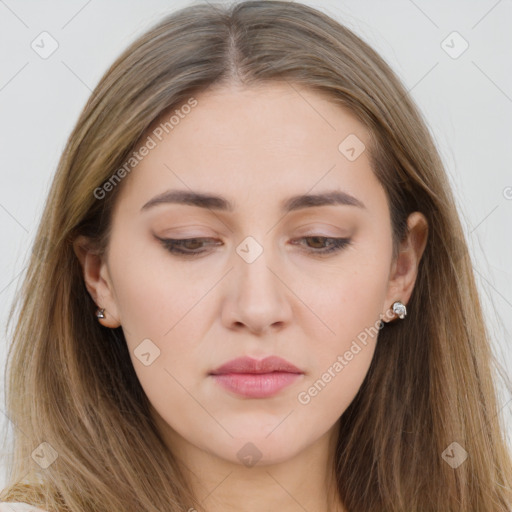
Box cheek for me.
[294,272,388,425]
[295,240,391,409]
[107,235,205,346]
[331,262,388,341]
[340,229,392,324]
[302,245,391,352]
[109,252,205,425]
[294,342,375,434]
[107,238,214,404]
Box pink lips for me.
[209,356,304,398]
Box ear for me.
[73,235,122,328]
[381,211,428,323]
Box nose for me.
[221,239,293,336]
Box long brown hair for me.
[2,1,511,510]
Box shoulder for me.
[0,504,47,512]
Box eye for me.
[156,235,352,258]
[156,236,221,257]
[291,236,352,255]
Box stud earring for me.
[392,301,407,319]
[96,308,105,319]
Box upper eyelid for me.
[155,235,351,252]
[155,235,346,242]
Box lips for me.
[209,356,304,398]
[210,355,303,375]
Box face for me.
[81,82,418,467]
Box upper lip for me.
[210,356,303,375]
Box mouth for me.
[209,356,304,398]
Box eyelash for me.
[156,236,351,258]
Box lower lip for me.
[211,372,303,398]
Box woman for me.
[1,1,511,511]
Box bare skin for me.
[74,81,428,512]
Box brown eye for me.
[155,235,351,259]
[156,236,221,257]
[291,236,351,255]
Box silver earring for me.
[392,301,407,319]
[96,308,105,319]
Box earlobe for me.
[381,212,428,323]
[94,306,120,329]
[72,236,122,328]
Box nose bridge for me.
[234,233,280,295]
[225,232,292,332]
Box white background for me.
[1,0,511,487]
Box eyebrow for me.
[141,189,366,213]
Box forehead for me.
[174,81,366,154]
[114,82,385,216]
